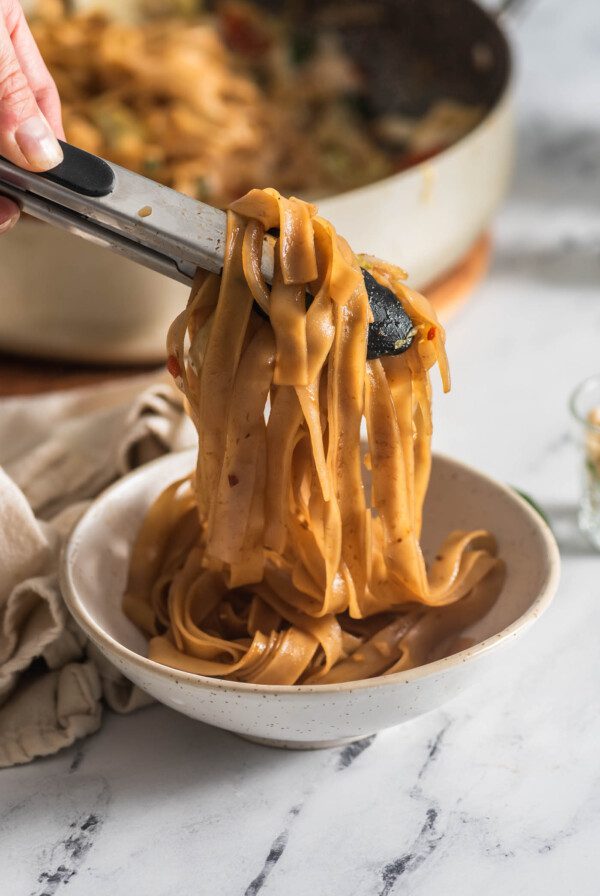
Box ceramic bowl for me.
[61,449,559,749]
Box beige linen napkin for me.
[0,374,195,767]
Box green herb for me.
[290,31,316,66]
[512,488,552,529]
[195,177,209,201]
[586,458,600,480]
[343,92,373,121]
[144,159,161,174]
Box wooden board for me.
[0,355,158,397]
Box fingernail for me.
[0,197,19,233]
[15,115,63,170]
[0,212,19,234]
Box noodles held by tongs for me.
[123,189,503,684]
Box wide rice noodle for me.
[123,188,503,685]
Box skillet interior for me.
[244,0,510,117]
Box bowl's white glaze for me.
[60,449,559,749]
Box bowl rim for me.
[60,448,560,696]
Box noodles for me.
[123,188,503,685]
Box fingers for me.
[32,80,64,140]
[0,0,63,170]
[0,194,19,231]
[4,0,64,138]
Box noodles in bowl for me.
[123,189,503,685]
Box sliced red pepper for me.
[427,326,436,341]
[220,4,271,55]
[393,144,447,173]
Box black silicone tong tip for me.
[40,140,115,197]
[253,267,416,359]
[362,268,416,359]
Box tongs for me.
[0,141,415,359]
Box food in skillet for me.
[31,1,483,206]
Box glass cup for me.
[570,374,600,550]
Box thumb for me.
[0,15,62,171]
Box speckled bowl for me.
[61,449,559,749]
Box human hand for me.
[0,0,64,233]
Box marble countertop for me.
[3,1,600,893]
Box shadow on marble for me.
[492,239,600,291]
[489,115,600,289]
[545,502,598,556]
[51,702,359,808]
[514,116,600,211]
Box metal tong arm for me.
[0,141,275,286]
[0,141,416,358]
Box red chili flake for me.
[166,354,181,379]
[228,474,240,487]
[427,326,437,341]
[221,5,271,55]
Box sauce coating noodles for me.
[123,189,503,684]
